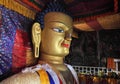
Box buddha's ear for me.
[32,22,41,58]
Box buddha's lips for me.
[62,43,70,48]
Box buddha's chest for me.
[59,69,75,84]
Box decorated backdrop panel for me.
[0,5,34,81]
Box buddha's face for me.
[40,12,73,57]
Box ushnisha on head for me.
[35,1,72,29]
[32,1,73,58]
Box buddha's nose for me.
[65,32,72,41]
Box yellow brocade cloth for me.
[37,69,50,84]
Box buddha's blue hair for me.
[35,1,71,29]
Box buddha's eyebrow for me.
[51,21,69,28]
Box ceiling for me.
[15,0,120,31]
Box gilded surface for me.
[32,12,75,84]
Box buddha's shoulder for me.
[0,72,40,84]
[0,64,42,84]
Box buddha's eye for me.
[52,28,64,33]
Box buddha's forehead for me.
[44,12,73,28]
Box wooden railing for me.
[72,66,120,84]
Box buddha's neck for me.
[39,53,64,65]
[39,53,68,71]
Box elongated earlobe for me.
[32,22,41,58]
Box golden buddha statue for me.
[1,1,79,84]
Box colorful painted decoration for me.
[0,5,33,76]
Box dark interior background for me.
[65,29,120,67]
